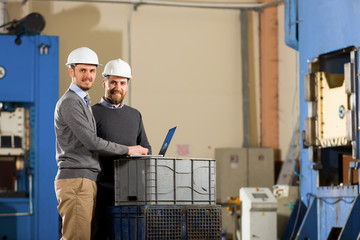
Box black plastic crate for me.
[186,206,222,239]
[145,206,183,239]
[110,206,145,240]
[110,205,222,240]
[145,205,221,240]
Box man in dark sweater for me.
[91,58,152,239]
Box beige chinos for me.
[55,178,97,240]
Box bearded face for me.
[106,88,125,105]
[103,76,129,106]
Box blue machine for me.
[0,34,59,239]
[284,0,360,239]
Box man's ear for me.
[68,67,74,78]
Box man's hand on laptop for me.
[128,145,149,155]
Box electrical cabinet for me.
[216,147,274,200]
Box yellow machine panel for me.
[315,72,349,147]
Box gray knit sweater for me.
[54,89,129,181]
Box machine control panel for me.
[240,187,278,240]
[240,188,278,210]
[252,192,268,199]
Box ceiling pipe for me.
[48,0,283,10]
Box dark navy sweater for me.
[92,103,152,188]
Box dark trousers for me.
[91,185,114,240]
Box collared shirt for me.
[69,83,89,106]
[99,97,124,109]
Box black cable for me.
[0,20,17,29]
[306,192,356,205]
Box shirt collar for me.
[69,82,88,101]
[99,97,124,109]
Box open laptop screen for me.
[158,126,176,156]
[129,126,176,157]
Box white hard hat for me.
[65,47,102,67]
[102,58,132,79]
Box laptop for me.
[129,126,177,157]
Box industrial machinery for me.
[284,0,360,239]
[0,34,59,239]
[240,187,278,240]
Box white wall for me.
[130,5,243,157]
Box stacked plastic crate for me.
[111,157,221,239]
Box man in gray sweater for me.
[54,47,148,240]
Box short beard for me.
[73,76,91,91]
[105,93,124,105]
[79,86,91,91]
[106,96,123,105]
